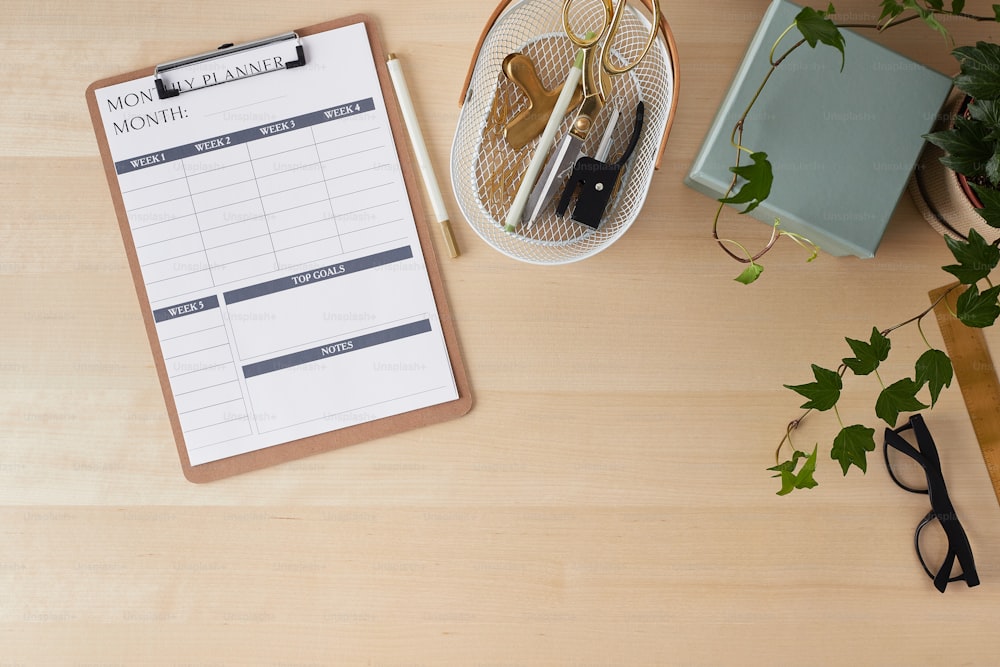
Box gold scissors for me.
[521,0,660,227]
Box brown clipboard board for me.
[85,15,472,483]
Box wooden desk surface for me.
[4,0,1000,663]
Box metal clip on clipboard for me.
[153,32,307,99]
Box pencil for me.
[386,53,459,258]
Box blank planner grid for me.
[118,98,405,305]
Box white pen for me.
[504,48,584,233]
[386,53,459,258]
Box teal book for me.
[685,0,953,258]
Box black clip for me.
[555,101,645,229]
[154,32,307,100]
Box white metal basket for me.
[452,0,678,264]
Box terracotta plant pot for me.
[909,87,1000,243]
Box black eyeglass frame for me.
[883,414,979,593]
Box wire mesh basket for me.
[452,0,678,264]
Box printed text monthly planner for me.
[89,21,460,469]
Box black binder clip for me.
[555,101,645,230]
[154,32,307,99]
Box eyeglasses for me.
[883,414,979,593]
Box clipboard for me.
[85,15,472,482]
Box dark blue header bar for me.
[115,97,376,174]
[153,295,220,322]
[223,246,413,305]
[242,319,432,379]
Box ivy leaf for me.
[735,262,764,285]
[784,364,842,411]
[925,117,994,179]
[842,327,891,376]
[988,147,1000,187]
[719,152,773,214]
[969,184,1000,227]
[876,378,929,427]
[942,228,1000,284]
[795,5,846,71]
[994,5,1000,22]
[768,448,809,475]
[769,446,819,496]
[915,348,953,406]
[831,424,877,475]
[879,0,905,22]
[953,42,1000,100]
[917,10,950,40]
[956,284,1000,328]
[967,99,1000,129]
[951,0,965,14]
[773,469,798,495]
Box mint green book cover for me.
[685,0,953,258]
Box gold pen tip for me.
[387,52,397,61]
[440,219,459,258]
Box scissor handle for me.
[458,0,680,170]
[562,0,661,76]
[561,0,613,49]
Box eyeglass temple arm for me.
[909,413,944,471]
[883,426,929,493]
[934,506,980,590]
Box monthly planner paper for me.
[89,21,461,470]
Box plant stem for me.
[926,10,998,23]
[844,7,997,32]
[840,14,921,31]
[917,317,933,351]
[782,231,820,261]
[713,212,780,263]
[777,362,849,460]
[715,24,809,263]
[881,284,960,337]
[769,24,799,65]
[730,34,806,150]
[777,420,800,463]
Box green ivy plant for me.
[708,2,1000,493]
[773,32,1000,494]
[715,1,1000,284]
